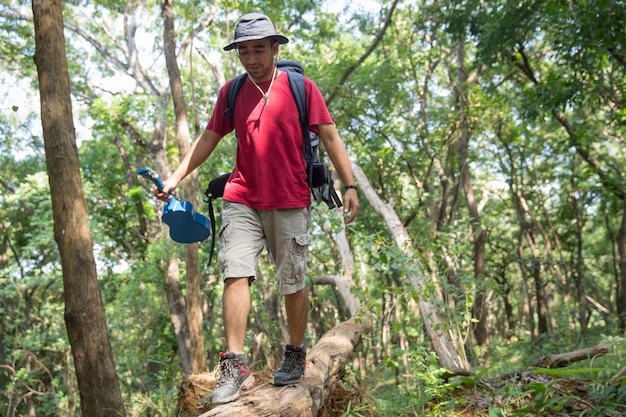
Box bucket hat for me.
[223,13,289,51]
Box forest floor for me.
[324,372,604,416]
[177,369,603,416]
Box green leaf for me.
[488,407,507,417]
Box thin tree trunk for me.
[166,257,193,374]
[617,203,626,329]
[518,200,550,335]
[64,350,76,417]
[140,93,197,375]
[455,40,488,347]
[32,0,124,414]
[493,264,516,335]
[530,253,550,335]
[571,191,589,338]
[352,162,471,374]
[162,0,205,374]
[517,236,537,337]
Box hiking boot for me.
[273,344,306,386]
[209,352,255,404]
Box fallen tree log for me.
[608,363,626,386]
[496,343,610,382]
[176,317,371,416]
[529,343,608,368]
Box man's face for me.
[236,39,278,82]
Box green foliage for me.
[2,0,626,414]
[354,334,626,416]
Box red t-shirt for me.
[207,71,333,209]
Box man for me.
[156,12,359,404]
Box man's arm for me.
[318,123,359,224]
[155,129,222,201]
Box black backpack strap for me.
[206,198,217,266]
[327,186,342,209]
[286,70,343,209]
[224,73,248,129]
[285,70,315,186]
[203,173,231,267]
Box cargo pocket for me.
[291,234,312,257]
[279,233,312,293]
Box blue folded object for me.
[162,198,211,243]
[137,167,211,244]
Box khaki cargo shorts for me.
[218,201,312,295]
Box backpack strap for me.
[203,173,231,266]
[286,70,343,209]
[285,70,315,186]
[224,73,248,129]
[206,198,217,266]
[278,59,304,75]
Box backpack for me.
[203,60,342,265]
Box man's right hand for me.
[154,178,178,202]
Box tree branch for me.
[325,0,399,105]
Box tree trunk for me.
[572,193,589,337]
[165,257,193,374]
[517,235,537,337]
[32,0,124,415]
[455,40,488,347]
[508,166,550,337]
[531,257,550,335]
[162,0,205,373]
[352,163,472,374]
[617,203,626,330]
[145,101,199,373]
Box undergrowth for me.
[338,334,626,417]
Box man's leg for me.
[223,277,251,352]
[274,289,308,385]
[209,276,254,404]
[218,201,264,353]
[262,207,311,385]
[211,201,263,404]
[274,241,310,386]
[285,287,308,346]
